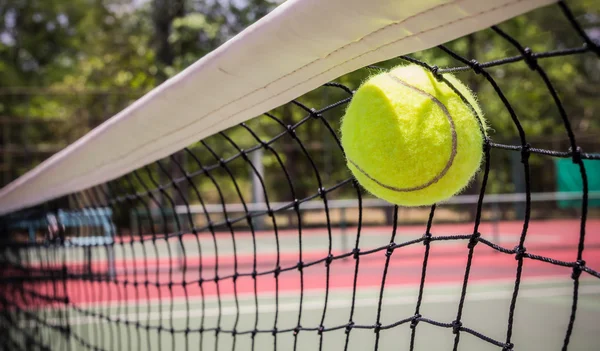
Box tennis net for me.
[1,1,599,350]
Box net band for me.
[0,0,555,215]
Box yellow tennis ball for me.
[341,65,486,207]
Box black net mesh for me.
[1,1,600,350]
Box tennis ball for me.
[341,65,486,207]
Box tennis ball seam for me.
[346,73,458,192]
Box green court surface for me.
[34,278,600,350]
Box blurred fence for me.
[122,191,600,261]
[130,191,600,231]
[6,191,598,277]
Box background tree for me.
[0,0,598,210]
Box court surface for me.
[25,219,600,350]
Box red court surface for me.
[15,219,600,306]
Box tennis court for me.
[11,219,600,350]
[2,0,600,350]
[34,279,600,350]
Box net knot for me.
[286,125,297,139]
[422,233,432,246]
[272,327,278,336]
[274,266,281,278]
[218,158,226,167]
[469,59,483,75]
[231,329,237,336]
[468,232,481,249]
[325,254,334,266]
[451,320,462,334]
[251,271,257,279]
[184,328,190,335]
[514,246,527,260]
[352,248,360,259]
[410,314,422,329]
[240,149,248,160]
[251,330,257,339]
[213,275,219,283]
[345,322,354,334]
[570,146,582,164]
[584,41,600,57]
[483,138,491,152]
[232,273,239,282]
[318,187,327,199]
[522,47,538,70]
[293,325,302,336]
[502,342,514,351]
[385,243,395,257]
[374,322,382,334]
[198,278,204,285]
[293,199,300,210]
[215,327,220,335]
[430,66,442,81]
[520,144,531,163]
[318,325,325,335]
[309,108,321,119]
[296,261,304,271]
[572,259,586,280]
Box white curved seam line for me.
[347,73,457,192]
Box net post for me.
[510,140,526,219]
[250,147,265,230]
[492,200,500,251]
[340,207,348,256]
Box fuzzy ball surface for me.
[341,65,486,206]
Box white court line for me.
[56,284,600,326]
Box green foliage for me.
[168,13,223,71]
[1,0,599,201]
